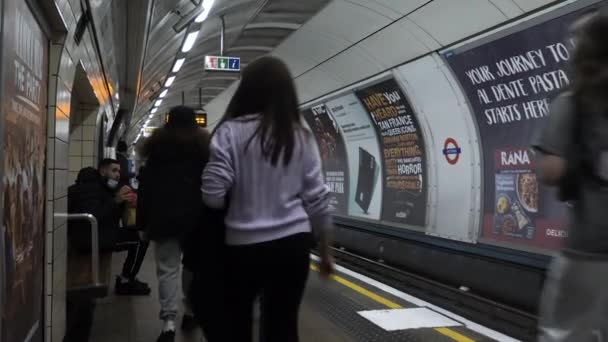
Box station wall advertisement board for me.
[302,77,428,228]
[355,79,428,227]
[443,3,602,250]
[325,93,383,220]
[1,0,48,340]
[301,104,349,215]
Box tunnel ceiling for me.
[127,0,330,141]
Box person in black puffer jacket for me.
[67,160,151,296]
[136,106,210,342]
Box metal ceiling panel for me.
[127,0,331,138]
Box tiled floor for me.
[88,247,507,342]
[89,250,204,342]
[88,249,349,342]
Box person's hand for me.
[319,254,335,280]
[124,191,137,207]
[114,186,131,204]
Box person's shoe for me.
[181,314,197,332]
[156,330,175,342]
[114,277,151,296]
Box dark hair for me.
[166,106,197,128]
[572,9,608,114]
[117,140,128,153]
[139,105,210,164]
[216,56,301,166]
[99,158,119,170]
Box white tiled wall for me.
[68,106,99,185]
[44,0,116,340]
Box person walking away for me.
[534,9,608,342]
[202,56,334,342]
[137,106,210,342]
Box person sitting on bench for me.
[68,159,151,296]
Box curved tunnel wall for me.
[205,0,603,257]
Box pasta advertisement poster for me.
[442,4,601,250]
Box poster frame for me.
[0,0,5,337]
[352,76,429,230]
[439,0,606,255]
[1,0,51,339]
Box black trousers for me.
[112,228,149,279]
[225,233,312,342]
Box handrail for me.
[54,213,100,285]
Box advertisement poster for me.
[302,104,349,215]
[1,0,48,340]
[355,78,428,227]
[443,5,599,250]
[326,93,383,220]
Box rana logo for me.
[443,138,461,165]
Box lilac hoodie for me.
[201,115,331,245]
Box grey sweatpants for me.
[155,239,193,321]
[538,254,608,342]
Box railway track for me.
[313,246,538,342]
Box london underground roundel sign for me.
[443,138,461,165]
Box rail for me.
[54,213,100,285]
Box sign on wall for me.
[204,55,240,72]
[355,78,428,227]
[443,3,602,250]
[1,0,48,340]
[443,138,462,165]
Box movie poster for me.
[325,93,383,220]
[1,0,48,340]
[355,78,428,227]
[443,3,601,250]
[302,104,349,215]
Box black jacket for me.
[67,167,122,252]
[137,126,210,242]
[116,153,132,187]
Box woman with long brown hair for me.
[202,56,334,341]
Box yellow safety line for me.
[310,264,476,342]
[435,327,475,342]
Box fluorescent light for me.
[159,89,168,98]
[195,0,215,23]
[195,12,208,23]
[151,108,158,114]
[164,76,175,87]
[181,31,199,52]
[172,58,185,72]
[155,99,163,107]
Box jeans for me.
[538,253,608,342]
[155,238,185,321]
